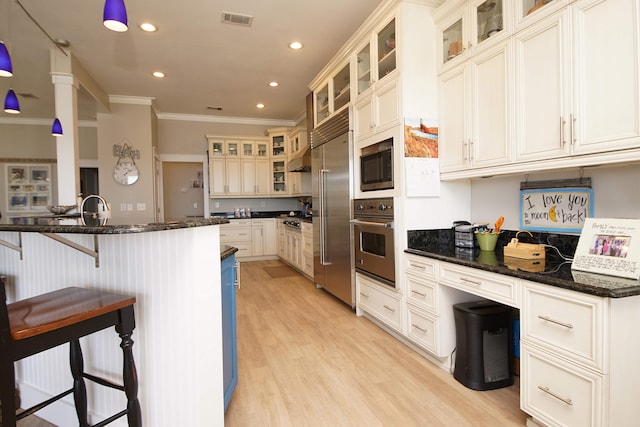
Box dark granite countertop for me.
[221,245,239,260]
[407,229,640,298]
[0,218,229,235]
[211,210,313,220]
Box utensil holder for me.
[475,232,500,251]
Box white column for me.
[51,72,80,206]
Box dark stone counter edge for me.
[405,248,640,299]
[221,245,239,261]
[0,218,230,234]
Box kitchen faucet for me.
[80,195,111,226]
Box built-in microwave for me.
[360,138,393,192]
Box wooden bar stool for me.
[0,276,141,427]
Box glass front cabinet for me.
[437,0,510,72]
[314,62,351,127]
[376,19,396,80]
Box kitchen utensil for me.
[494,216,504,233]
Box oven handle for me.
[350,219,394,229]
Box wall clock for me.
[112,142,141,185]
[113,159,139,185]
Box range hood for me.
[287,146,311,172]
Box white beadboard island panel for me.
[0,224,223,427]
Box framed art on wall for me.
[6,164,52,212]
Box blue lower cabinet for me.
[221,253,238,412]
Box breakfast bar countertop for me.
[0,217,229,234]
[406,229,640,298]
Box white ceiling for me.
[0,0,385,122]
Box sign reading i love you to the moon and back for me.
[520,187,594,233]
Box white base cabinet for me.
[356,272,403,332]
[221,219,278,259]
[521,280,640,427]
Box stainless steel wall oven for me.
[351,197,395,287]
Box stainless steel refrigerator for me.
[311,109,354,307]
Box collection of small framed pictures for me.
[6,164,51,212]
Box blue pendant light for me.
[4,89,20,114]
[0,41,12,77]
[103,0,128,32]
[51,118,63,136]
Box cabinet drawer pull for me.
[410,263,426,270]
[538,385,573,406]
[411,290,427,298]
[537,315,574,329]
[460,277,481,286]
[359,292,369,299]
[412,323,427,333]
[383,305,395,313]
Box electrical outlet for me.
[120,203,127,211]
[137,203,146,211]
[260,201,265,207]
[215,202,220,208]
[127,203,133,211]
[193,203,198,209]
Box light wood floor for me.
[225,260,528,427]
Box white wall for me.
[470,164,640,232]
[210,197,300,215]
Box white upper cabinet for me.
[570,0,640,155]
[515,0,640,162]
[438,0,640,178]
[439,39,513,172]
[514,9,571,161]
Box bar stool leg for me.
[70,339,90,427]
[117,306,141,427]
[0,362,17,427]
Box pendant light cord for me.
[15,0,68,57]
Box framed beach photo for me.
[30,165,50,183]
[30,193,50,210]
[8,193,28,211]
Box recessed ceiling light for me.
[269,81,279,87]
[288,41,303,50]
[256,103,265,109]
[140,22,157,32]
[152,71,165,78]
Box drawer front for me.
[222,219,251,227]
[522,281,604,371]
[230,242,252,258]
[406,272,437,313]
[521,344,604,427]
[220,227,252,242]
[405,254,437,280]
[357,274,402,331]
[407,304,438,354]
[439,263,520,308]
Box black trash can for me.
[453,300,513,390]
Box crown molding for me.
[156,112,296,127]
[0,117,97,127]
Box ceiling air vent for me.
[221,11,253,27]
